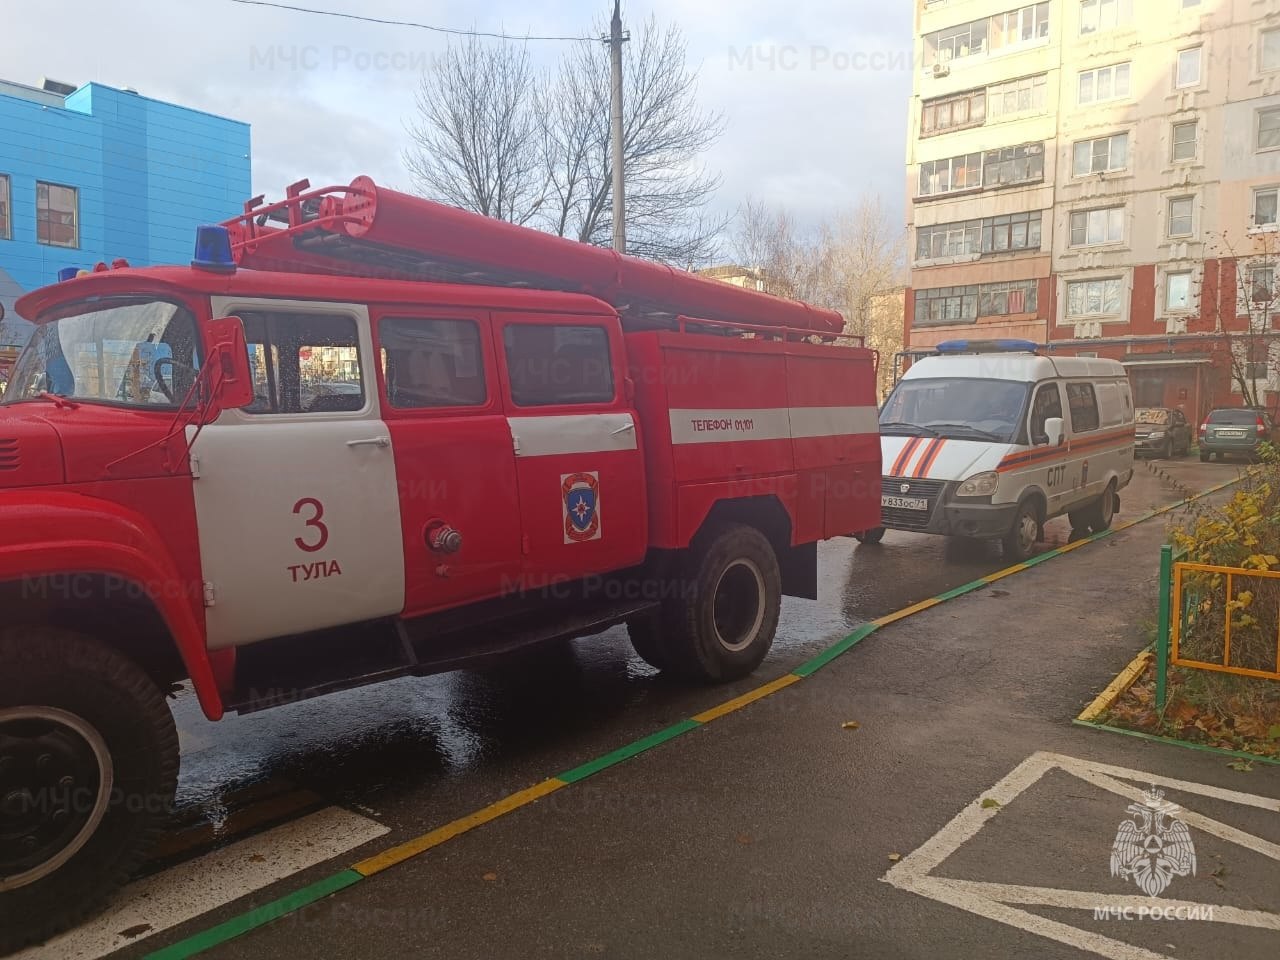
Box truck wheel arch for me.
[689,495,816,601]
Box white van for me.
[862,339,1135,560]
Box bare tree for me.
[1202,230,1280,416]
[402,36,545,225]
[404,16,726,265]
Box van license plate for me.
[882,495,929,511]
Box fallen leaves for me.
[482,871,499,882]
[117,924,153,940]
[980,798,1001,810]
[887,853,901,862]
[1227,758,1254,773]
[841,721,861,731]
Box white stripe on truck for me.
[668,406,878,445]
[508,413,638,458]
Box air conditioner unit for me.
[932,62,950,78]
[1073,320,1103,339]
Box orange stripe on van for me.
[913,439,946,478]
[890,437,922,477]
[996,427,1134,473]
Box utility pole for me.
[607,0,628,254]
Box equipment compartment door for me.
[495,313,648,591]
[191,299,406,649]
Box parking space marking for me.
[17,807,388,960]
[134,472,1252,960]
[884,752,1280,960]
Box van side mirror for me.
[207,316,254,410]
[1045,417,1065,448]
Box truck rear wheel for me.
[661,524,782,683]
[0,629,179,953]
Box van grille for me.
[0,439,19,471]
[881,476,946,531]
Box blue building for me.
[0,77,251,345]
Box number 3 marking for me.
[293,497,329,553]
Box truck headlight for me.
[957,471,999,498]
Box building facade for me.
[0,78,251,348]
[905,0,1280,420]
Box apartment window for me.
[918,152,983,197]
[983,142,1045,187]
[1165,271,1192,312]
[1249,266,1275,304]
[1259,107,1280,151]
[914,285,979,326]
[978,280,1039,316]
[982,211,1043,253]
[1072,132,1129,176]
[1167,197,1194,238]
[36,182,78,248]
[1066,277,1124,317]
[925,18,989,65]
[986,75,1048,120]
[1070,207,1125,246]
[921,89,987,137]
[0,175,9,241]
[916,219,982,259]
[1080,0,1132,36]
[990,3,1051,52]
[1253,187,1278,227]
[1262,28,1280,73]
[1078,62,1131,104]
[1176,47,1202,88]
[1171,120,1197,162]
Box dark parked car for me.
[1134,407,1192,458]
[1198,408,1274,461]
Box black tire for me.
[1001,499,1041,561]
[658,523,782,683]
[1161,437,1174,460]
[0,629,178,953]
[853,527,886,545]
[626,616,670,672]
[1080,481,1117,533]
[1199,450,1210,462]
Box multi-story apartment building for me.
[905,0,1280,420]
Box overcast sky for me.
[5,0,914,254]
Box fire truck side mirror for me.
[208,316,255,410]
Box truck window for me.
[1066,382,1100,433]
[239,311,365,415]
[503,324,613,407]
[380,317,486,409]
[1029,382,1062,443]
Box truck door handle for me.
[347,436,391,449]
[611,421,636,436]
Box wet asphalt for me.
[108,454,1279,960]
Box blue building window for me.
[37,181,78,248]
[0,175,9,240]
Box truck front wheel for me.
[662,524,782,683]
[0,629,179,953]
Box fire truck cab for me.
[0,177,880,948]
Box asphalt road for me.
[25,453,1279,960]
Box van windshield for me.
[3,297,202,409]
[880,377,1030,443]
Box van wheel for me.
[0,629,179,954]
[1080,481,1117,533]
[660,524,781,683]
[853,527,886,545]
[1001,500,1040,561]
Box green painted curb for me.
[1072,719,1280,767]
[556,719,702,784]
[791,623,879,677]
[143,869,364,960]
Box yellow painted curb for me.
[1077,649,1153,723]
[692,673,800,723]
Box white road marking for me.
[15,806,389,960]
[883,751,1280,960]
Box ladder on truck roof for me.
[220,177,851,339]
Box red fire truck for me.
[0,177,880,947]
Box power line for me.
[225,0,595,42]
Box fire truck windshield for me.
[3,297,202,409]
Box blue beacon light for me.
[191,225,237,273]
